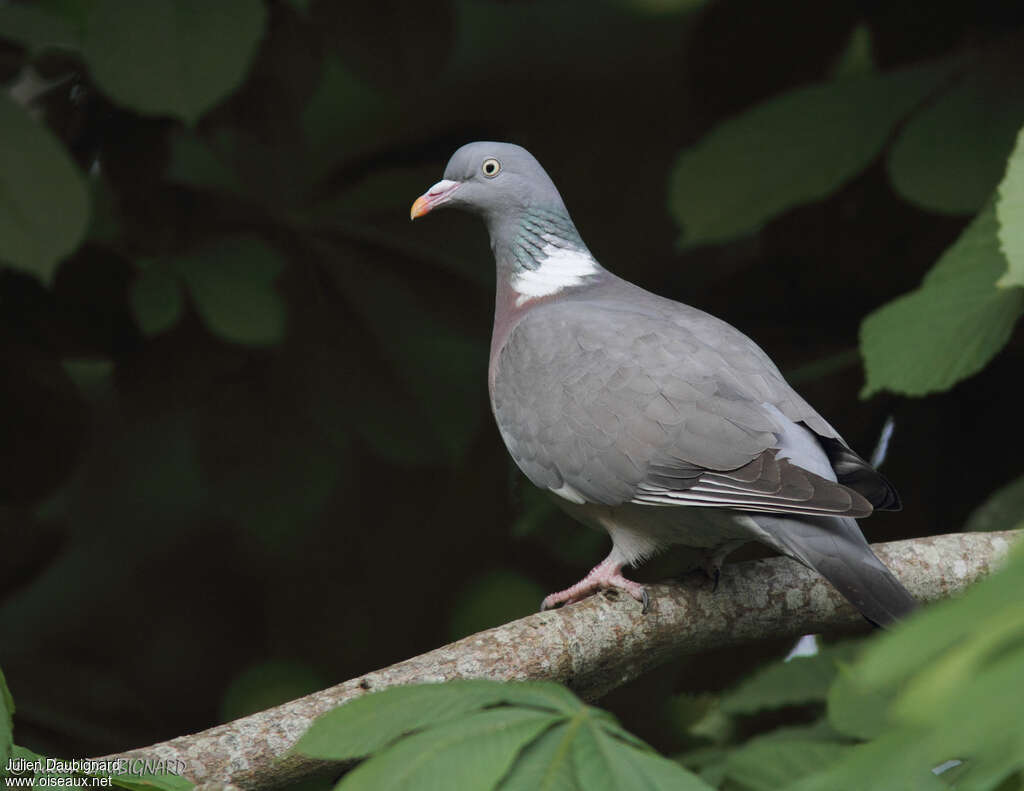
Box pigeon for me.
[411,142,916,627]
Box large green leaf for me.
[297,681,707,791]
[719,641,861,715]
[668,58,955,246]
[174,236,286,346]
[335,707,561,791]
[887,48,1024,216]
[496,721,580,791]
[826,665,894,741]
[860,203,1024,397]
[0,94,90,283]
[296,680,581,761]
[783,729,951,791]
[997,125,1024,288]
[81,0,267,123]
[722,738,851,791]
[0,668,13,778]
[572,722,714,791]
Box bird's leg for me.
[701,540,745,593]
[541,555,649,613]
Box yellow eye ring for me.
[481,158,501,178]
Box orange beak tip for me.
[410,195,431,220]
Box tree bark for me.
[96,531,1020,790]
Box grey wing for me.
[492,300,877,518]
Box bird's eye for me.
[481,158,501,178]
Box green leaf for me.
[719,641,861,715]
[791,545,1024,791]
[0,3,79,52]
[165,132,245,196]
[0,668,13,778]
[572,721,714,791]
[302,56,400,172]
[997,125,1024,288]
[965,474,1024,533]
[826,663,894,740]
[81,0,267,123]
[668,58,955,246]
[174,236,286,346]
[62,358,115,402]
[497,721,581,791]
[860,203,1024,397]
[783,729,950,791]
[296,681,582,761]
[890,604,1024,726]
[888,48,1024,216]
[130,263,185,337]
[722,738,851,791]
[0,93,90,282]
[335,707,561,791]
[830,23,875,79]
[850,540,1023,694]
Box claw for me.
[541,555,649,613]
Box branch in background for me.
[98,531,1020,790]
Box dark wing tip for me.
[814,434,902,511]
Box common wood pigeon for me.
[411,142,916,627]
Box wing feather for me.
[492,289,887,517]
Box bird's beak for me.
[410,179,462,220]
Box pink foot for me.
[541,558,649,613]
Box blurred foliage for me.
[219,659,325,722]
[997,127,1024,288]
[668,57,958,246]
[1,0,1024,788]
[965,474,1024,534]
[446,569,546,641]
[671,541,1024,791]
[0,91,88,280]
[859,203,1024,398]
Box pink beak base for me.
[410,179,462,219]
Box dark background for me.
[1,0,1022,765]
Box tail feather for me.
[752,515,917,628]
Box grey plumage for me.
[412,141,916,627]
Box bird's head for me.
[410,142,566,222]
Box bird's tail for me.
[751,514,917,628]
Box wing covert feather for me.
[491,296,872,516]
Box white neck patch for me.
[511,244,599,306]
